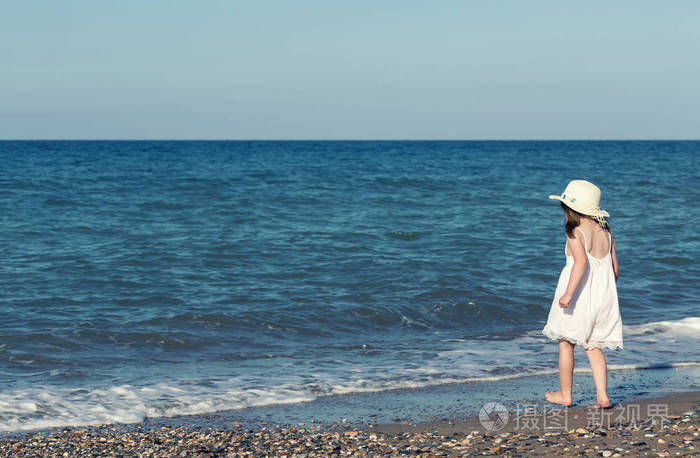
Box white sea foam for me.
[624,316,700,338]
[1,316,697,432]
[0,382,317,432]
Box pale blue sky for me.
[2,1,699,139]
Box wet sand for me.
[367,390,700,456]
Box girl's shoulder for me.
[565,226,587,242]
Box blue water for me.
[1,140,698,431]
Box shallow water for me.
[0,140,698,431]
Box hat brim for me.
[549,194,609,217]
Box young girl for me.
[542,180,623,409]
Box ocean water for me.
[0,140,698,431]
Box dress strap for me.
[608,231,613,254]
[575,227,589,252]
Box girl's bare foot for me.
[590,397,612,408]
[544,391,572,406]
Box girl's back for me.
[565,221,611,260]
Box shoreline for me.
[1,391,697,456]
[1,365,698,455]
[123,363,700,431]
[3,363,697,437]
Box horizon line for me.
[2,138,700,142]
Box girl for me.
[542,180,623,409]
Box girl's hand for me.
[559,292,573,308]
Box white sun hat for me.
[549,180,610,224]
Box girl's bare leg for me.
[545,339,574,406]
[585,347,611,407]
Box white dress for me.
[542,227,624,350]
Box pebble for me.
[0,405,696,457]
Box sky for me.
[1,1,699,140]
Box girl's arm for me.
[559,231,587,308]
[611,237,619,281]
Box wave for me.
[623,316,700,337]
[2,359,698,433]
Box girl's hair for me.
[560,201,611,238]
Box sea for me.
[0,140,698,432]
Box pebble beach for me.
[2,391,697,457]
